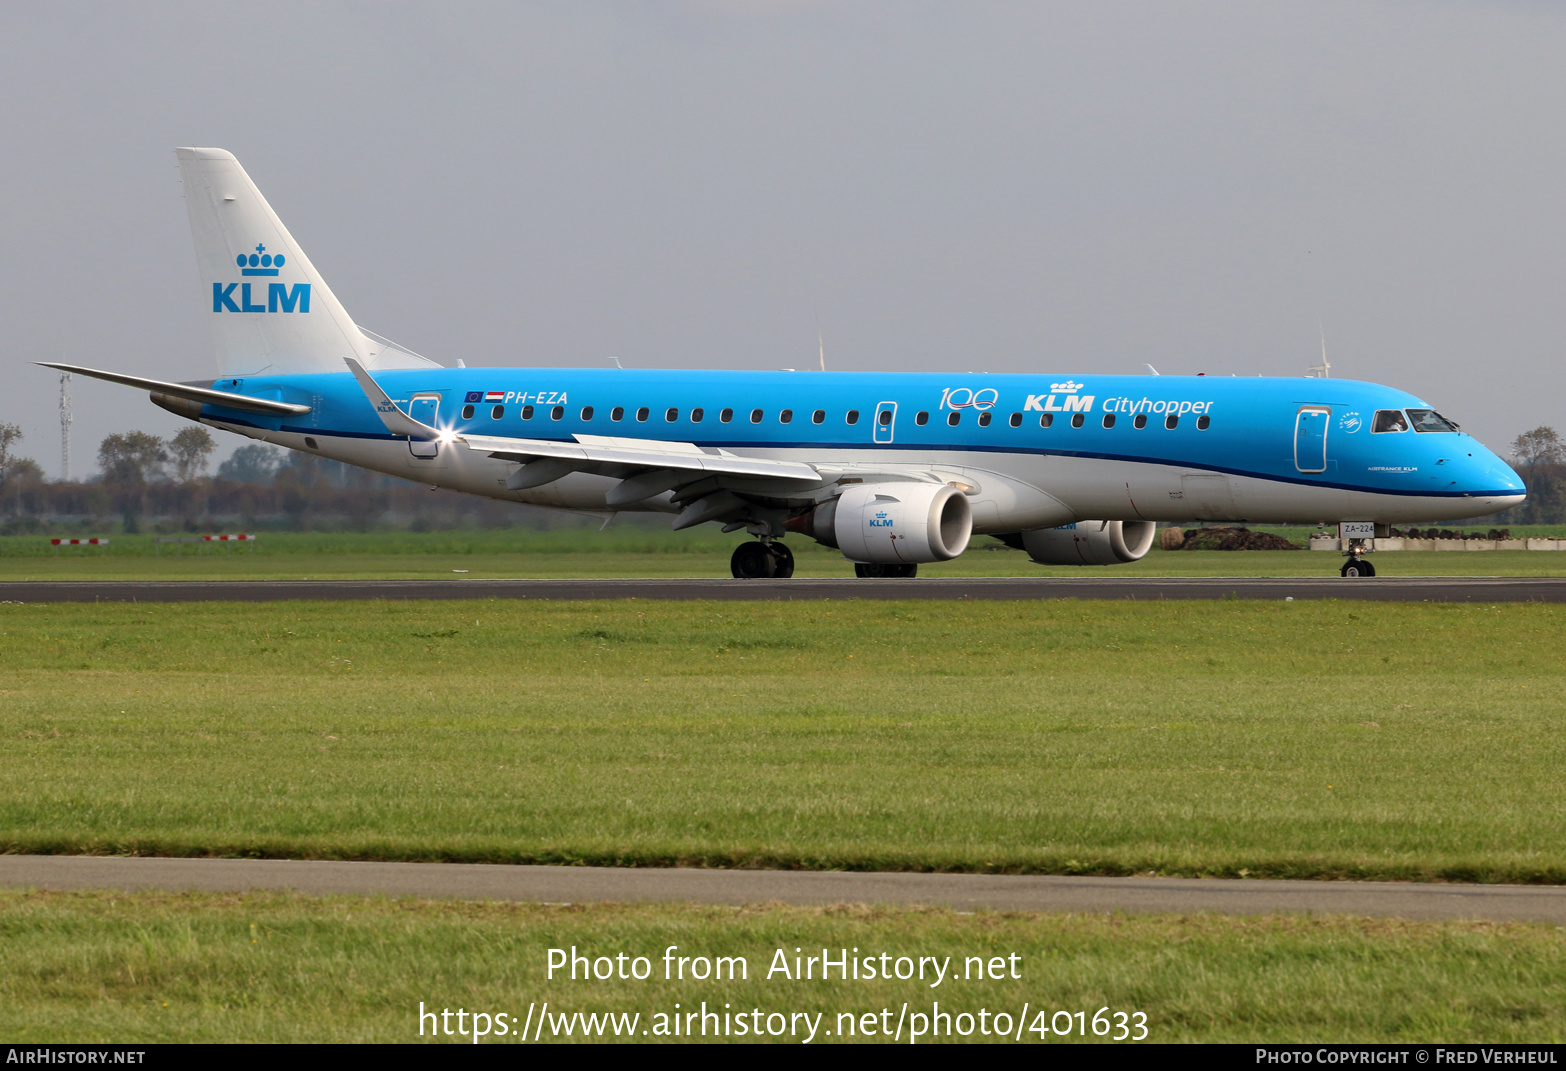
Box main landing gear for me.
[731,540,794,579]
[1340,543,1376,578]
[854,563,917,578]
[726,540,918,580]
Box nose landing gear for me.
[1340,542,1376,578]
[730,540,795,579]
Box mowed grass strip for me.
[1,599,1563,880]
[1,890,1562,1043]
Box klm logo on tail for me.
[213,243,310,314]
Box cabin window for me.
[1373,409,1410,433]
[493,405,506,420]
[846,410,860,425]
[1102,414,1116,429]
[636,407,650,422]
[1134,413,1147,429]
[611,406,624,421]
[915,411,929,426]
[1196,414,1210,430]
[812,410,825,424]
[878,409,893,427]
[1407,409,1459,432]
[1165,414,1178,430]
[666,407,679,422]
[580,406,593,421]
[521,405,533,420]
[947,412,960,427]
[1070,413,1084,429]
[1009,412,1022,428]
[779,409,793,424]
[978,411,992,427]
[1039,413,1053,428]
[750,409,764,423]
[720,408,734,423]
[551,405,564,420]
[691,408,704,423]
[461,404,474,420]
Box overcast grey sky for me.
[3,1,1563,476]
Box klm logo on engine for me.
[212,244,310,313]
[869,510,894,528]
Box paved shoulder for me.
[3,577,1566,602]
[2,856,1563,923]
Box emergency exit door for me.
[873,401,897,444]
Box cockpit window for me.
[1372,409,1409,433]
[1406,408,1459,433]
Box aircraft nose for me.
[1465,443,1526,498]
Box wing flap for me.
[462,433,822,483]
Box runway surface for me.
[2,856,1563,922]
[3,576,1566,602]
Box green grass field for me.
[4,598,1563,881]
[7,595,1565,1043]
[4,527,1566,579]
[3,891,1562,1044]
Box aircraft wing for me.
[36,362,312,416]
[345,357,825,515]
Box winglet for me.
[344,356,441,439]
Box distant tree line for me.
[0,427,574,534]
[0,422,1563,533]
[1496,427,1566,525]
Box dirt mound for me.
[1392,527,1513,541]
[1170,526,1302,551]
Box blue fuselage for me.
[199,368,1522,522]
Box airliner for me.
[44,148,1526,579]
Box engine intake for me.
[794,482,973,563]
[1020,520,1156,566]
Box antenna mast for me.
[1307,322,1331,378]
[59,371,72,480]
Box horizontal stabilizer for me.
[36,362,311,416]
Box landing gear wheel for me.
[769,541,795,579]
[854,562,918,578]
[731,541,785,579]
[1341,559,1376,578]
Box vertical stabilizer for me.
[177,147,385,377]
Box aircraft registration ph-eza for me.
[44,148,1526,579]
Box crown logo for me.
[238,243,284,277]
[1049,380,1082,393]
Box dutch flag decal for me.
[485,391,505,403]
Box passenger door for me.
[1294,406,1330,474]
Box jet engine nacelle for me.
[804,482,973,563]
[1021,520,1156,566]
